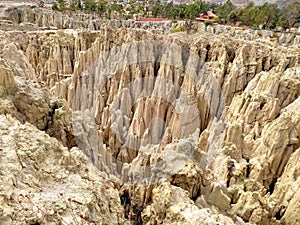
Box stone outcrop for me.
[0,55,75,148]
[0,5,299,225]
[0,114,127,225]
[0,65,127,224]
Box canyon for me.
[0,4,300,225]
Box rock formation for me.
[0,59,127,224]
[0,4,299,225]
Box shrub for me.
[46,32,56,36]
[213,16,219,22]
[271,33,279,39]
[171,26,186,33]
[204,20,213,26]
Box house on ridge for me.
[196,11,217,22]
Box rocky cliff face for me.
[0,5,299,225]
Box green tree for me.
[185,1,208,20]
[111,3,123,13]
[216,0,236,23]
[284,2,300,28]
[83,0,96,12]
[277,14,289,29]
[228,8,243,24]
[96,0,108,17]
[52,1,59,10]
[183,1,208,33]
[161,1,174,19]
[239,2,259,26]
[57,0,67,11]
[69,0,78,11]
[209,3,219,12]
[256,3,280,29]
[176,4,186,19]
[151,0,162,17]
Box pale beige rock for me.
[170,160,202,199]
[142,182,237,225]
[0,7,299,224]
[0,114,127,225]
[0,58,15,97]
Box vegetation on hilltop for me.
[50,0,300,30]
[219,0,300,29]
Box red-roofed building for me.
[196,11,217,21]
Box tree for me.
[183,1,208,33]
[69,0,82,11]
[77,0,82,10]
[216,0,236,23]
[151,0,162,17]
[83,0,96,12]
[185,1,208,20]
[111,3,123,13]
[256,3,280,29]
[52,1,59,10]
[209,3,219,12]
[162,1,175,19]
[96,0,108,17]
[284,2,300,28]
[239,2,259,26]
[277,13,289,29]
[55,0,67,12]
[228,8,243,24]
[177,4,186,19]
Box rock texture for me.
[0,5,300,225]
[1,4,300,46]
[0,60,127,224]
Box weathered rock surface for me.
[0,114,127,225]
[0,5,299,225]
[0,59,127,224]
[1,4,299,46]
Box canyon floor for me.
[0,4,300,225]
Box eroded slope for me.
[0,5,300,225]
